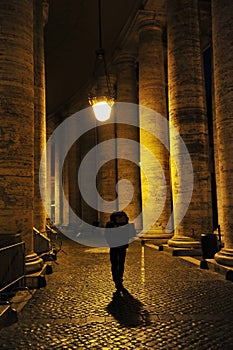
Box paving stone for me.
[0,235,233,349]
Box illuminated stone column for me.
[115,54,142,231]
[213,108,224,241]
[64,96,98,227]
[62,154,70,226]
[73,100,85,228]
[167,0,212,248]
[45,139,52,220]
[89,75,117,227]
[0,0,43,272]
[54,143,63,226]
[60,95,98,228]
[46,114,65,227]
[96,123,117,226]
[212,0,233,266]
[67,144,78,227]
[62,125,70,227]
[80,126,99,226]
[46,116,56,222]
[138,14,172,238]
[33,0,49,232]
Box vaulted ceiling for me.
[44,0,210,115]
[44,0,144,114]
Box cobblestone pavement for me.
[1,235,233,349]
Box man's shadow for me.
[106,288,150,327]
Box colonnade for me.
[0,0,48,273]
[1,0,233,268]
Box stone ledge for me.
[140,234,172,246]
[163,245,202,256]
[146,243,202,256]
[0,261,52,329]
[10,289,37,313]
[143,242,164,251]
[0,304,17,329]
[25,262,48,289]
[201,258,233,281]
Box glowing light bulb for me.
[92,101,112,121]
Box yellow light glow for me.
[92,101,112,121]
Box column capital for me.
[136,10,164,34]
[114,52,137,66]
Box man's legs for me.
[118,248,127,285]
[110,247,127,290]
[110,248,119,286]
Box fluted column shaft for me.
[138,16,171,236]
[167,0,212,247]
[212,0,233,266]
[33,0,48,232]
[116,54,142,231]
[0,0,34,252]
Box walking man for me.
[105,211,136,291]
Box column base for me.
[214,248,233,267]
[140,231,173,245]
[25,252,44,274]
[168,235,201,249]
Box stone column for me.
[81,127,99,225]
[212,0,233,266]
[116,54,138,103]
[0,0,43,272]
[96,122,117,227]
[54,135,62,226]
[47,113,61,226]
[72,96,98,227]
[46,115,56,222]
[62,131,70,227]
[56,119,70,227]
[67,128,79,228]
[138,14,172,238]
[115,53,142,231]
[45,139,52,220]
[33,0,49,233]
[167,0,212,248]
[213,105,224,241]
[89,75,117,227]
[59,95,98,229]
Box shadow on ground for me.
[106,288,150,327]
